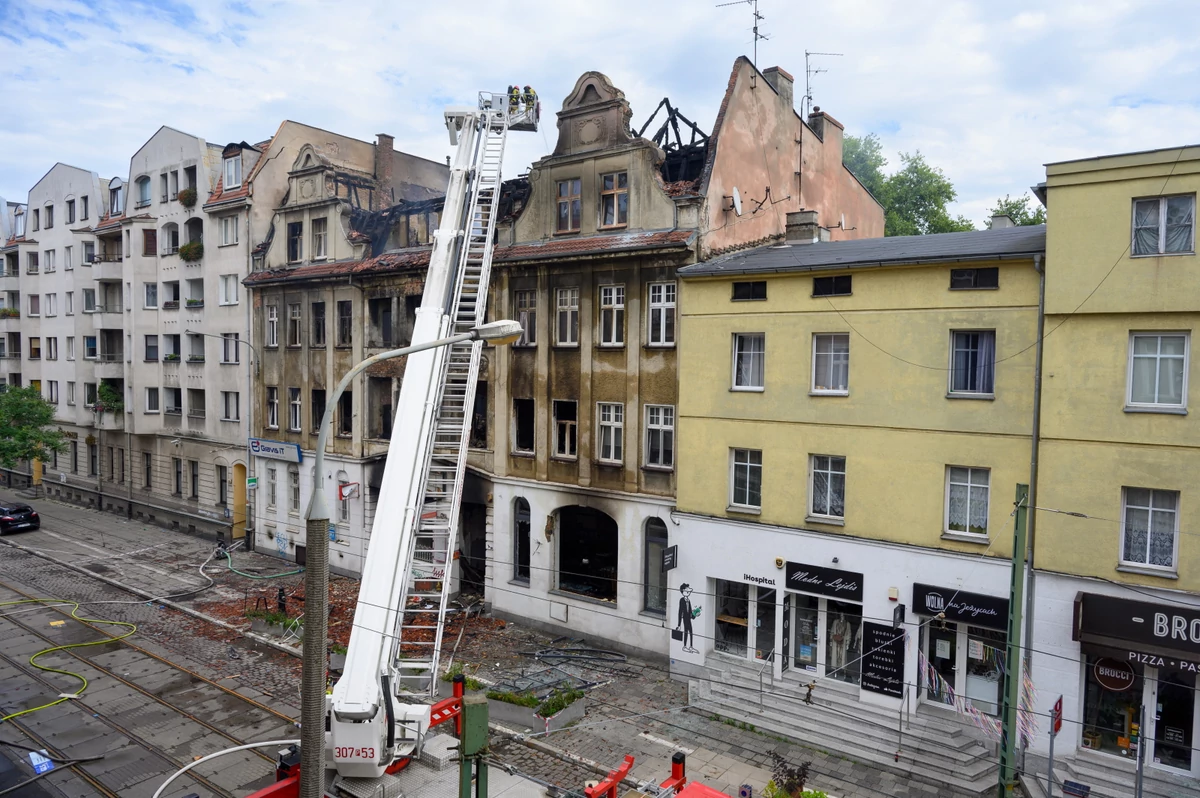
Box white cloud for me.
[2,0,1198,228]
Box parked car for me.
[0,502,39,534]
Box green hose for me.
[218,549,303,579]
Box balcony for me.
[93,252,123,263]
[162,300,180,311]
[163,353,181,364]
[93,259,123,281]
[185,299,204,310]
[165,405,183,416]
[95,352,125,378]
[0,310,18,330]
[186,354,205,364]
[91,305,124,327]
[94,408,124,431]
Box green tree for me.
[843,136,975,236]
[841,132,887,199]
[986,193,1046,227]
[0,386,66,469]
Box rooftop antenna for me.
[804,50,842,117]
[716,0,770,70]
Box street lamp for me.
[299,319,521,794]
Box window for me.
[643,518,668,614]
[730,449,762,509]
[224,155,242,188]
[288,304,302,347]
[219,274,238,305]
[144,335,159,361]
[311,389,326,431]
[266,467,277,509]
[84,382,98,407]
[556,287,579,345]
[732,333,765,390]
[221,333,240,364]
[47,381,58,403]
[168,170,178,200]
[369,298,395,347]
[266,387,279,429]
[813,275,852,297]
[83,289,95,312]
[143,452,152,487]
[513,497,531,582]
[190,460,199,499]
[26,252,38,274]
[81,196,88,220]
[165,387,182,414]
[812,333,850,394]
[950,267,999,290]
[217,465,228,507]
[110,184,123,215]
[288,465,300,512]
[28,294,39,316]
[70,441,78,472]
[337,390,353,436]
[1127,333,1188,409]
[159,174,168,202]
[810,455,846,520]
[1121,487,1178,569]
[512,398,535,453]
[28,337,40,359]
[171,458,182,493]
[1132,195,1194,256]
[219,215,238,246]
[84,336,97,359]
[732,281,767,301]
[32,209,39,231]
[66,293,73,315]
[599,285,625,346]
[597,402,624,463]
[87,444,97,477]
[141,282,157,308]
[648,282,676,346]
[187,389,205,418]
[946,466,989,536]
[145,387,160,413]
[556,179,581,232]
[135,176,152,208]
[67,382,75,405]
[553,400,577,458]
[64,246,72,270]
[66,338,75,360]
[313,218,327,259]
[645,405,675,469]
[311,302,326,346]
[162,223,179,254]
[141,229,156,257]
[45,294,56,317]
[44,250,56,273]
[949,331,996,395]
[287,221,303,262]
[222,391,240,421]
[514,290,536,346]
[66,199,75,223]
[288,387,301,430]
[600,172,628,227]
[337,471,350,522]
[266,304,278,347]
[44,205,53,228]
[337,301,353,346]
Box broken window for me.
[553,400,577,459]
[556,179,581,233]
[556,287,578,346]
[644,518,668,614]
[556,506,618,602]
[338,390,353,436]
[311,302,326,347]
[369,298,393,347]
[287,221,303,263]
[598,285,625,347]
[514,290,536,347]
[513,497,531,583]
[337,300,353,347]
[368,377,393,439]
[600,172,629,227]
[312,389,326,432]
[470,381,488,448]
[512,398,535,453]
[597,402,623,463]
[647,282,676,346]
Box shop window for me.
[715,580,749,658]
[755,589,776,662]
[513,498,530,583]
[555,506,617,602]
[1082,653,1144,758]
[1154,668,1195,770]
[965,626,1005,715]
[825,600,862,685]
[643,518,668,615]
[791,594,819,671]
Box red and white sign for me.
[1051,695,1063,735]
[338,482,360,501]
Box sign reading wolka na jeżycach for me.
[912,583,1008,631]
[249,438,302,463]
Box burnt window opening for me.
[813,275,852,297]
[368,377,393,439]
[553,400,577,458]
[556,506,619,602]
[337,301,353,347]
[337,390,353,436]
[513,398,534,453]
[732,281,767,301]
[311,388,326,432]
[470,381,488,449]
[369,298,394,347]
[402,294,420,346]
[950,267,999,290]
[513,497,531,582]
[287,221,303,263]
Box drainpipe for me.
[244,205,255,548]
[1020,252,1045,770]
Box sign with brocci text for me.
[249,437,302,463]
[784,561,863,602]
[1076,592,1200,658]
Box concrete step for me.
[1022,748,1200,798]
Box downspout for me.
[244,204,255,546]
[1019,251,1045,770]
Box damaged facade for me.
[472,59,883,655]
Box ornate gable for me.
[553,72,634,157]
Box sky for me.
[2,0,1199,227]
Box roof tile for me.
[243,248,432,285]
[494,229,694,263]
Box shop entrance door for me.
[1151,668,1195,773]
[926,622,958,705]
[755,589,776,661]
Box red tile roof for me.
[243,248,433,285]
[662,179,701,198]
[3,235,25,247]
[494,229,694,263]
[204,175,250,208]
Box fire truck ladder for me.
[392,105,509,696]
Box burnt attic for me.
[637,97,709,187]
[349,195,446,255]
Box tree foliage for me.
[843,135,975,237]
[986,193,1046,227]
[0,386,66,469]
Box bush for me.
[485,689,540,708]
[177,186,197,208]
[763,754,811,798]
[763,785,827,798]
[0,308,18,318]
[96,382,124,413]
[535,689,584,718]
[441,663,485,691]
[330,643,348,656]
[179,240,203,261]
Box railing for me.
[135,199,151,209]
[186,355,205,363]
[188,407,206,418]
[162,246,179,256]
[757,649,775,706]
[94,304,123,313]
[98,352,124,362]
[0,309,18,319]
[165,406,182,415]
[163,353,181,362]
[162,300,180,310]
[185,299,204,309]
[897,686,911,762]
[95,253,122,262]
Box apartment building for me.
[475,60,883,656]
[1,198,29,392]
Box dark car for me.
[0,502,39,534]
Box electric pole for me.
[999,484,1029,797]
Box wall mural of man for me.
[674,583,700,654]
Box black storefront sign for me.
[784,561,864,603]
[1075,592,1200,659]
[860,621,905,697]
[912,583,1008,631]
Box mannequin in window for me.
[828,612,861,671]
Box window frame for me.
[312,217,327,260]
[221,332,241,364]
[266,304,279,347]
[287,303,302,348]
[219,216,239,247]
[266,387,279,429]
[144,282,158,309]
[1120,486,1179,571]
[1126,332,1189,411]
[311,302,327,347]
[729,448,763,511]
[336,300,353,347]
[598,284,625,347]
[224,155,242,189]
[287,221,303,263]
[514,290,536,347]
[145,387,160,414]
[596,402,624,465]
[644,404,675,470]
[944,466,990,538]
[950,267,999,290]
[552,399,577,460]
[948,329,997,397]
[555,287,579,347]
[222,390,240,422]
[808,454,846,521]
[647,282,677,347]
[512,398,535,454]
[811,333,850,395]
[288,387,302,431]
[643,518,669,615]
[731,333,766,391]
[599,171,629,229]
[556,179,582,233]
[732,281,767,301]
[219,274,239,305]
[812,274,852,297]
[1131,194,1195,257]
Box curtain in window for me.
[736,335,764,386]
[1165,196,1194,253]
[953,333,995,393]
[1123,488,1176,567]
[1133,199,1160,255]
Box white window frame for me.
[145,387,160,413]
[219,215,239,246]
[266,467,277,509]
[66,292,73,315]
[731,333,765,391]
[288,465,300,513]
[221,333,241,364]
[66,337,75,361]
[144,282,157,309]
[552,400,577,459]
[811,333,850,395]
[729,448,762,510]
[1120,487,1179,571]
[944,466,990,537]
[67,382,76,406]
[266,305,278,347]
[64,246,72,270]
[312,217,327,259]
[288,303,302,347]
[596,402,624,464]
[47,380,58,404]
[556,287,579,346]
[266,387,279,429]
[219,274,239,306]
[288,387,302,431]
[45,293,56,317]
[809,454,846,521]
[1131,194,1195,257]
[644,404,675,469]
[948,329,996,396]
[647,282,676,347]
[222,391,241,422]
[224,155,242,189]
[1126,332,1189,410]
[514,290,536,347]
[598,284,625,347]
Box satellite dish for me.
[731,186,743,216]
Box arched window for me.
[185,217,203,244]
[643,518,668,614]
[161,222,179,254]
[135,176,152,208]
[513,497,531,583]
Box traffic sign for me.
[28,750,54,775]
[246,476,259,490]
[1052,695,1063,735]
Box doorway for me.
[1151,667,1195,773]
[784,593,863,686]
[232,463,246,540]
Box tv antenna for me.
[716,0,769,69]
[804,50,842,117]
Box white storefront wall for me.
[668,513,1014,714]
[488,476,676,657]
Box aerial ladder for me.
[314,92,537,795]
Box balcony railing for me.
[162,300,180,310]
[0,309,18,319]
[186,355,205,363]
[95,253,123,263]
[188,408,206,418]
[185,299,204,309]
[94,304,123,314]
[162,246,179,256]
[135,199,151,209]
[165,406,182,416]
[98,352,124,362]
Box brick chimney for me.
[375,133,395,205]
[762,66,794,113]
[786,210,830,244]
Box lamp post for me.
[299,320,521,798]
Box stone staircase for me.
[1020,748,1199,798]
[687,657,999,798]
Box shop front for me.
[912,583,1009,715]
[783,561,868,687]
[1074,592,1200,775]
